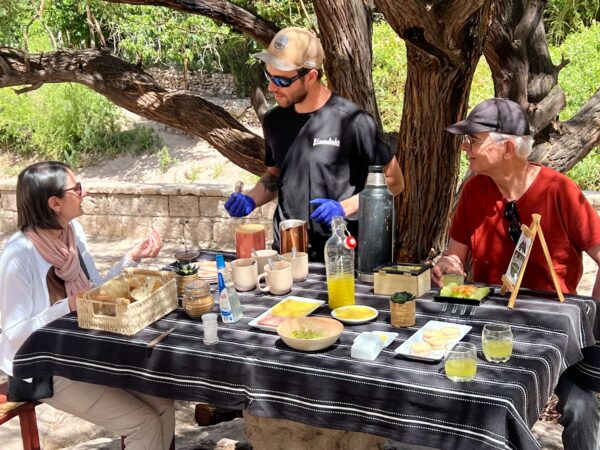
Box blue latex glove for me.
[224,193,256,217]
[310,198,345,225]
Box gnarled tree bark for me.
[376,0,494,261]
[313,0,380,123]
[0,48,266,175]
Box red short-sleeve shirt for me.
[450,165,600,293]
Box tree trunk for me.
[375,0,494,262]
[313,0,380,124]
[0,48,266,175]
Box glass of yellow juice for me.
[444,342,477,382]
[482,323,513,363]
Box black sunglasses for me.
[503,200,521,243]
[264,68,309,88]
[63,181,83,197]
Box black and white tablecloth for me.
[12,253,600,450]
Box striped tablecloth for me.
[12,255,600,450]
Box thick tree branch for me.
[102,0,279,46]
[533,88,600,171]
[0,48,265,175]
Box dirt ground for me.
[0,109,262,187]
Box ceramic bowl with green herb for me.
[277,317,343,351]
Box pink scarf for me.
[26,226,91,298]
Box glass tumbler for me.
[482,323,513,363]
[444,342,478,382]
[201,313,219,345]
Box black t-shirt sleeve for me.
[264,139,275,167]
[351,112,394,166]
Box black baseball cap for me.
[446,98,531,136]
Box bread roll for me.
[130,277,161,302]
[440,326,460,339]
[422,329,443,340]
[425,336,448,350]
[410,342,432,356]
[98,278,130,299]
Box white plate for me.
[249,296,325,332]
[394,320,472,362]
[331,305,378,324]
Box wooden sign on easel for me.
[501,213,565,309]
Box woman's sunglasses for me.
[264,68,309,88]
[503,200,521,243]
[63,181,83,197]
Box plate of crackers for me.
[394,320,472,362]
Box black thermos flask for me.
[357,165,395,282]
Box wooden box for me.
[373,263,431,297]
[76,268,177,336]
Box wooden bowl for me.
[277,317,343,351]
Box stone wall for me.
[147,68,237,98]
[0,181,276,253]
[2,181,599,251]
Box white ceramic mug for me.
[256,260,293,295]
[254,249,279,274]
[280,252,309,282]
[231,258,258,292]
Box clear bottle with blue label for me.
[216,254,243,323]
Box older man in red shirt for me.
[433,98,600,450]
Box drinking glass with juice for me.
[482,323,513,363]
[445,342,477,382]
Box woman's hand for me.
[126,229,163,263]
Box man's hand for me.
[224,193,256,218]
[310,198,345,225]
[432,254,465,287]
[126,228,163,262]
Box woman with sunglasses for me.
[0,161,174,450]
[432,99,600,450]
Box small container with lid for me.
[183,280,214,319]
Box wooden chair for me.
[0,381,41,450]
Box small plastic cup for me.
[201,313,219,345]
[442,273,465,286]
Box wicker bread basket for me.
[76,268,177,335]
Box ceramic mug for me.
[256,260,293,295]
[231,258,258,292]
[280,252,309,282]
[254,249,279,274]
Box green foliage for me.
[545,0,600,45]
[0,84,159,166]
[158,146,174,173]
[372,21,406,132]
[549,23,600,120]
[567,148,600,190]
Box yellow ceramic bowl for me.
[277,317,343,352]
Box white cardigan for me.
[0,220,135,376]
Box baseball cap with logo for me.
[446,98,531,136]
[253,27,324,72]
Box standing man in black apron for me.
[224,27,404,262]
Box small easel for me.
[501,214,565,309]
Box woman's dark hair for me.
[17,161,71,232]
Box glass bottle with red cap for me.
[325,216,357,310]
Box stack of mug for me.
[232,220,309,295]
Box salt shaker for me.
[201,313,219,345]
